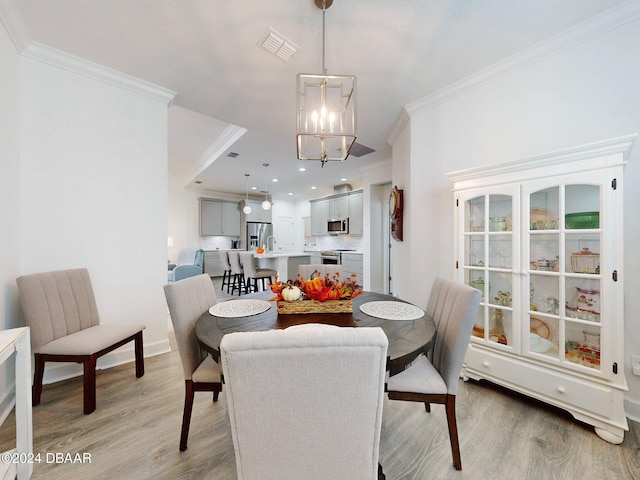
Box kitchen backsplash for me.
[307,235,364,251]
[199,236,237,250]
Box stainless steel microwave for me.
[327,218,349,235]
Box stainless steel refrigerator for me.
[246,222,273,250]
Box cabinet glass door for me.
[526,182,602,373]
[462,192,517,349]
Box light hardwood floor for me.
[1,279,639,479]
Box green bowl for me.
[565,212,599,229]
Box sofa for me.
[168,248,204,282]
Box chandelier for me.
[296,0,356,166]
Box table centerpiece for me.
[269,271,362,314]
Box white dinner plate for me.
[359,301,425,321]
[209,299,272,318]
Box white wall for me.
[394,15,640,418]
[0,16,22,420]
[18,55,172,379]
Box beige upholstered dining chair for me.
[297,264,343,280]
[239,252,276,292]
[228,251,247,295]
[163,273,223,451]
[385,277,481,470]
[16,268,145,414]
[220,324,389,480]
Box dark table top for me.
[196,291,435,376]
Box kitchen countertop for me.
[254,252,311,258]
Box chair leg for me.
[134,331,144,378]
[424,402,431,412]
[221,270,230,291]
[180,380,195,451]
[445,394,462,470]
[83,355,98,415]
[32,354,45,406]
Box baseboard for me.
[42,336,171,385]
[625,396,640,424]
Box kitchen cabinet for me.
[203,250,226,277]
[448,135,634,444]
[200,199,240,236]
[310,190,363,236]
[241,200,272,223]
[310,199,329,236]
[341,252,363,285]
[348,191,363,235]
[329,195,348,219]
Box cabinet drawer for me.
[465,346,612,416]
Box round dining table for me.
[195,290,435,376]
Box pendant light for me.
[296,0,356,166]
[261,163,272,210]
[242,173,252,214]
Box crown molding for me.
[401,1,640,121]
[0,0,31,52]
[447,133,637,186]
[22,42,176,104]
[183,125,248,187]
[1,0,176,104]
[387,108,410,146]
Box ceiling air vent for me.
[348,142,375,157]
[259,28,299,62]
[227,152,239,158]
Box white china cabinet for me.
[448,135,636,444]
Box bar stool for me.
[228,251,247,296]
[239,252,277,293]
[220,251,232,293]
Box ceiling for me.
[16,0,627,201]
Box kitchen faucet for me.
[266,235,277,252]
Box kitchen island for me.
[254,252,311,282]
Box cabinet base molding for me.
[463,344,628,444]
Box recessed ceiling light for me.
[340,177,347,182]
[288,192,293,196]
[251,186,257,190]
[299,167,306,172]
[272,178,278,182]
[311,186,317,190]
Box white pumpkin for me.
[281,285,302,302]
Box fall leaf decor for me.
[268,271,362,314]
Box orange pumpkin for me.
[327,287,341,300]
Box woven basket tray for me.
[276,299,352,314]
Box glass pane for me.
[487,271,512,307]
[488,195,512,232]
[530,275,560,315]
[467,271,488,302]
[530,187,559,231]
[472,308,485,340]
[566,233,600,274]
[465,235,485,267]
[565,185,600,230]
[487,271,512,346]
[488,307,512,346]
[488,234,511,269]
[529,234,559,272]
[565,321,601,370]
[465,196,485,232]
[528,315,558,359]
[565,277,601,323]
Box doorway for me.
[370,182,392,294]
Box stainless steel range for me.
[320,249,356,265]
